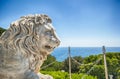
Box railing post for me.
[68,46,72,79]
[103,46,108,79]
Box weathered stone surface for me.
[0,14,60,79]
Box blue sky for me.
[0,0,120,47]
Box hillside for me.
[41,52,120,79]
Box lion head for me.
[0,14,60,79]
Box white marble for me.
[0,14,60,79]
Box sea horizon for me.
[51,47,120,62]
[58,46,120,47]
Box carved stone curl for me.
[0,14,60,79]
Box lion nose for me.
[56,40,60,46]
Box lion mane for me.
[0,14,59,79]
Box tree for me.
[83,55,99,64]
[79,63,93,73]
[80,52,120,79]
[62,56,83,73]
[90,65,105,79]
[41,55,63,71]
[0,27,6,36]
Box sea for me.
[51,47,120,62]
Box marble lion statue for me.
[0,14,60,79]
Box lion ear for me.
[47,18,52,23]
[43,15,52,23]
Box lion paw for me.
[37,73,53,79]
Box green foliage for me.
[106,53,120,79]
[81,52,120,79]
[62,56,83,73]
[83,55,99,64]
[79,63,93,73]
[40,52,120,79]
[41,71,68,79]
[42,55,56,66]
[89,65,105,79]
[79,64,105,79]
[41,55,63,71]
[41,71,97,79]
[0,27,6,36]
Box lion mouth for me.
[45,45,56,50]
[45,45,54,49]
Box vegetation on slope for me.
[0,27,6,36]
[41,71,97,79]
[41,52,120,79]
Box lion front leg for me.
[24,70,53,79]
[24,70,39,79]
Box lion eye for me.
[46,31,50,34]
[45,31,52,36]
